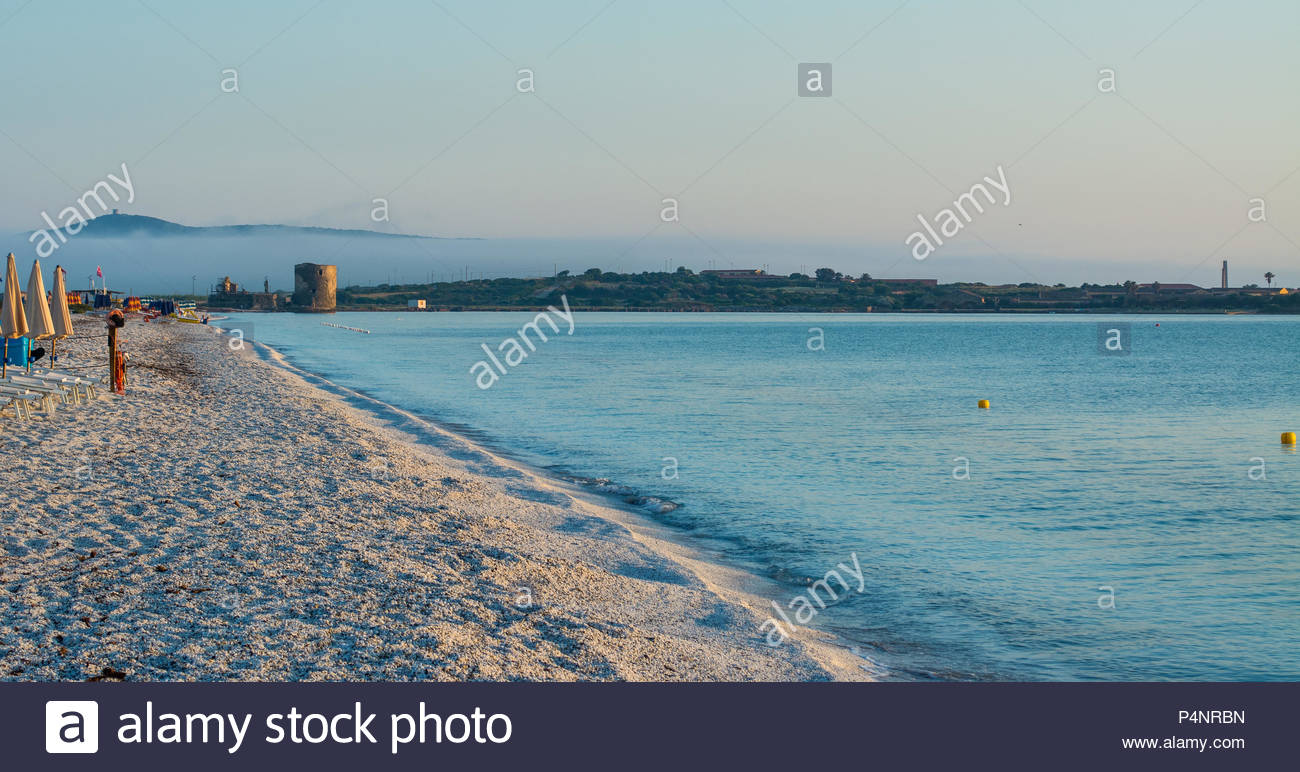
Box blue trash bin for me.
[2,336,30,367]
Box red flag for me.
[96,265,103,277]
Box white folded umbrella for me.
[25,258,55,341]
[2,253,28,377]
[50,264,74,340]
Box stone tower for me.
[293,263,337,313]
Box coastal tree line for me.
[331,268,1300,313]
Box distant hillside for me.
[32,213,471,241]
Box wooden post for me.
[106,310,126,394]
[108,325,118,392]
[1,338,7,379]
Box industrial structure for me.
[207,276,283,310]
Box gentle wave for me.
[560,475,682,515]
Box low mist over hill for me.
[3,212,1254,294]
[39,213,459,242]
[5,212,732,295]
[10,213,484,293]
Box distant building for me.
[1137,283,1202,294]
[407,299,426,309]
[293,263,337,313]
[875,279,939,287]
[700,269,783,280]
[1209,285,1277,296]
[208,275,281,309]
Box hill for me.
[32,212,464,242]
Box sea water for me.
[223,312,1300,681]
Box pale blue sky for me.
[1,0,1297,287]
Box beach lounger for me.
[19,374,86,405]
[37,370,103,400]
[35,369,104,386]
[0,388,35,419]
[0,384,50,417]
[26,370,100,402]
[1,376,68,404]
[1,375,73,409]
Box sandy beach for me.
[0,316,863,682]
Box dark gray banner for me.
[2,683,1292,770]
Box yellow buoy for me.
[1283,431,1297,445]
[977,399,991,409]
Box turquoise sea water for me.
[224,311,1300,681]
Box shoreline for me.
[204,306,1281,315]
[1,316,868,682]
[236,327,875,681]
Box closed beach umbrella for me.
[25,258,55,341]
[1,253,25,338]
[51,265,73,340]
[49,265,74,366]
[2,253,28,376]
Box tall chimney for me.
[1222,260,1228,289]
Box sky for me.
[1,0,1298,290]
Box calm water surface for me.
[224,312,1300,681]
